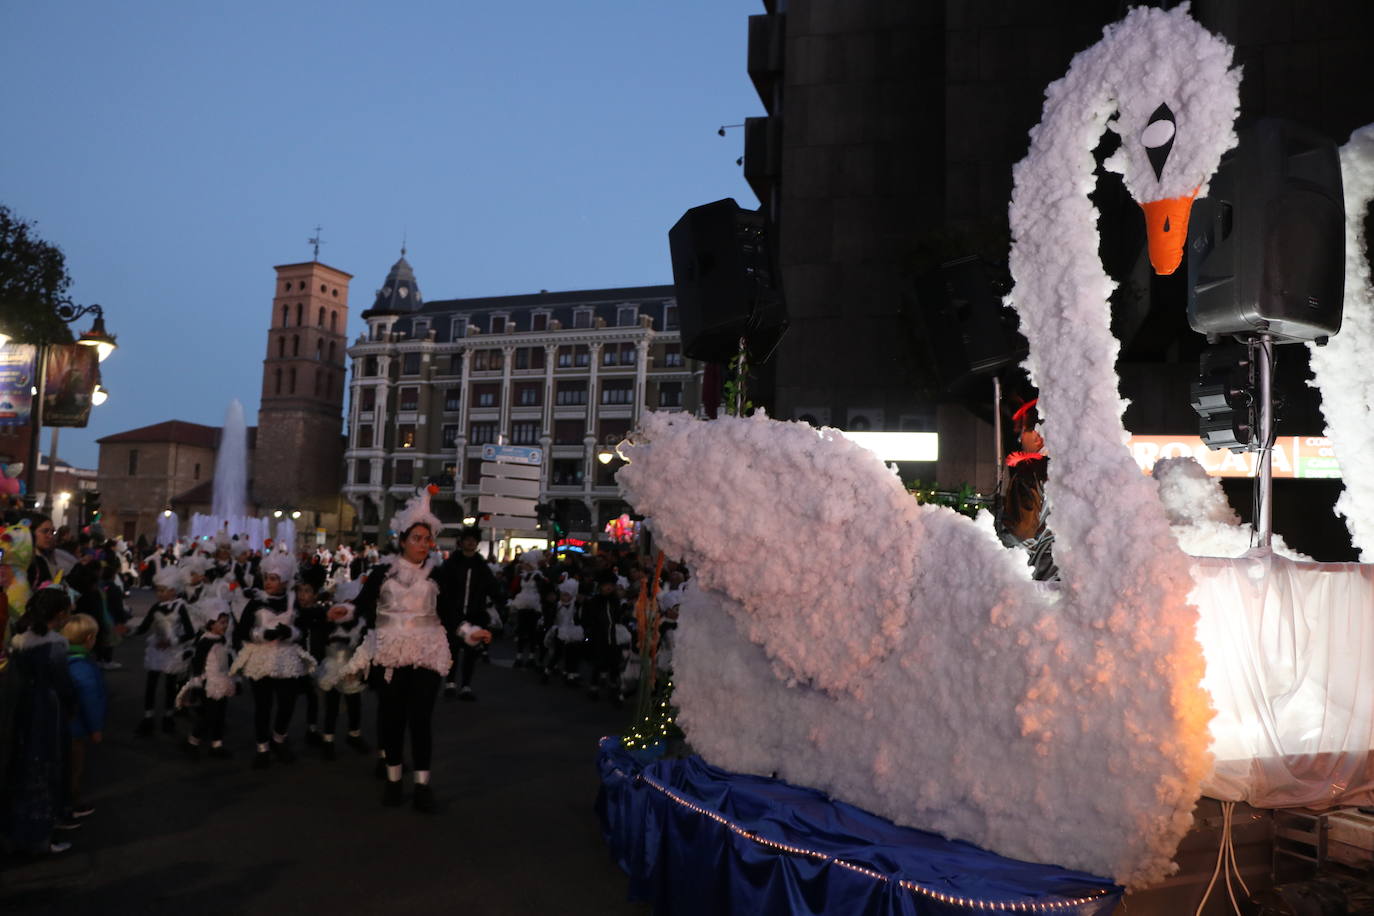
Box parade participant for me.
[179,555,216,627]
[177,599,236,759]
[292,567,329,748]
[232,550,315,769]
[134,565,195,736]
[313,579,369,760]
[510,550,545,669]
[994,399,1058,582]
[436,525,506,701]
[336,487,491,810]
[545,578,583,685]
[581,570,628,703]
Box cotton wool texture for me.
[618,6,1242,889]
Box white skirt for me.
[145,641,190,675]
[230,641,315,681]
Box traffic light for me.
[1189,344,1256,452]
[82,490,102,523]
[534,502,553,531]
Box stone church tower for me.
[253,260,353,538]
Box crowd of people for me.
[0,487,686,859]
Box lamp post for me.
[25,301,118,510]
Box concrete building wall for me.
[98,440,216,544]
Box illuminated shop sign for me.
[1126,435,1341,479]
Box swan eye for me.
[1143,103,1176,180]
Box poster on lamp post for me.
[42,344,99,428]
[0,343,37,426]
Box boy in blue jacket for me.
[62,613,107,819]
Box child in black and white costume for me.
[510,550,545,669]
[544,577,584,685]
[232,549,315,769]
[135,564,196,737]
[312,578,369,759]
[177,597,236,758]
[337,486,491,811]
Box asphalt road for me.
[1,589,651,916]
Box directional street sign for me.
[481,444,543,465]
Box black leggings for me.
[324,691,362,734]
[377,667,440,771]
[515,609,541,654]
[250,677,301,744]
[304,684,319,727]
[144,671,178,715]
[195,698,228,743]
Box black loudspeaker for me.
[668,198,788,364]
[1187,118,1345,343]
[913,256,1027,392]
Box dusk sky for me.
[1,1,761,468]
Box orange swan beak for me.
[1139,186,1199,276]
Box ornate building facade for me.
[343,254,699,541]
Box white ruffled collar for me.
[389,554,435,586]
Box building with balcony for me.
[343,253,699,542]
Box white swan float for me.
[619,5,1245,889]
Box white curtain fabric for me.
[1196,550,1374,807]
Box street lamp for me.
[273,509,284,518]
[91,384,109,406]
[463,515,477,526]
[75,309,118,362]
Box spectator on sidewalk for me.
[62,613,105,821]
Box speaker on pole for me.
[910,256,1027,393]
[668,198,788,364]
[1186,117,1345,344]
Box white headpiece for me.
[520,549,544,568]
[390,485,443,539]
[231,538,253,558]
[153,564,185,591]
[558,578,579,598]
[214,529,231,549]
[260,549,296,585]
[332,578,364,604]
[180,555,211,578]
[197,595,232,622]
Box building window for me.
[556,346,573,368]
[293,335,300,356]
[620,342,637,365]
[617,305,637,327]
[448,353,463,375]
[281,304,289,326]
[441,424,459,447]
[328,341,336,363]
[397,424,416,448]
[318,306,326,326]
[330,311,338,332]
[401,352,422,375]
[573,308,592,329]
[510,421,540,445]
[602,347,617,367]
[532,312,549,331]
[290,368,297,393]
[277,337,285,358]
[357,424,373,447]
[360,387,376,411]
[554,419,584,445]
[663,344,683,367]
[472,383,499,408]
[451,317,467,339]
[469,422,497,445]
[355,461,371,485]
[363,356,378,377]
[515,348,529,370]
[515,382,541,406]
[552,459,584,486]
[575,345,590,367]
[530,347,546,370]
[314,368,323,396]
[444,388,462,411]
[664,304,679,330]
[194,462,201,480]
[555,381,587,406]
[601,379,633,405]
[128,449,139,476]
[275,368,282,394]
[465,457,484,486]
[412,319,429,338]
[599,417,631,442]
[394,459,413,485]
[316,339,323,360]
[489,314,507,334]
[659,381,683,408]
[399,387,419,411]
[296,303,303,325]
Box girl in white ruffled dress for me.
[232,550,315,769]
[135,564,196,736]
[335,487,491,811]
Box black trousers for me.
[444,635,480,688]
[304,683,319,727]
[195,698,228,743]
[377,667,440,771]
[324,691,362,734]
[144,671,178,715]
[515,609,541,654]
[250,677,301,744]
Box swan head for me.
[1097,4,1243,275]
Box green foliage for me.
[907,480,990,519]
[722,351,754,417]
[0,205,75,345]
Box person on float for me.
[231,549,315,769]
[436,524,507,701]
[134,564,196,736]
[335,487,492,811]
[993,398,1059,581]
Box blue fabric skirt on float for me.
[596,738,1122,916]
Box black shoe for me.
[70,805,96,819]
[382,780,404,807]
[321,742,336,761]
[270,741,295,764]
[304,730,325,748]
[458,686,476,702]
[252,751,272,770]
[54,818,82,832]
[412,783,436,813]
[443,683,457,701]
[136,717,155,737]
[161,716,177,735]
[208,745,234,759]
[346,734,371,754]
